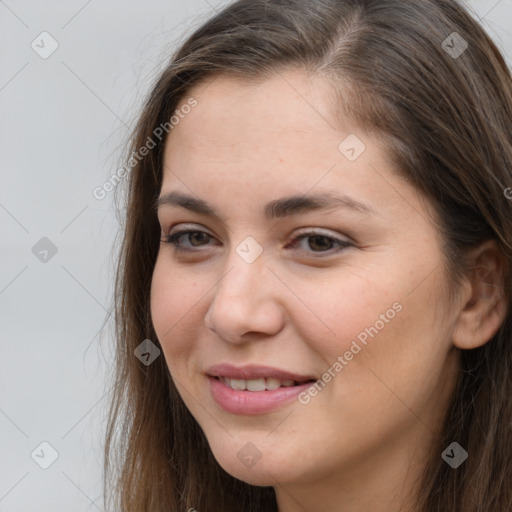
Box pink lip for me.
[208,377,315,415]
[205,363,316,382]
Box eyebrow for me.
[154,190,377,219]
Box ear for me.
[452,239,508,350]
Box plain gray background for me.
[1,1,511,510]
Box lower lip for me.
[208,376,314,415]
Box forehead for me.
[180,70,339,131]
[160,70,413,222]
[163,71,374,174]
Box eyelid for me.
[167,222,214,237]
[164,223,350,242]
[291,226,351,243]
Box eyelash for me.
[160,228,353,256]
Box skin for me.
[150,69,507,512]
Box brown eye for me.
[307,235,335,251]
[188,231,211,246]
[289,232,353,255]
[161,230,216,250]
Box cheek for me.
[280,268,399,361]
[150,257,208,362]
[285,263,450,394]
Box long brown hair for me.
[104,0,512,510]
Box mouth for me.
[211,375,316,391]
[207,375,317,415]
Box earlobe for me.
[452,240,508,350]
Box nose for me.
[204,253,285,344]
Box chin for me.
[204,435,291,486]
[214,454,283,487]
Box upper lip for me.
[206,363,316,382]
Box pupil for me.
[309,235,331,251]
[191,232,209,246]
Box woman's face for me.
[150,70,462,493]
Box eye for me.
[161,229,217,251]
[286,230,353,255]
[161,225,352,257]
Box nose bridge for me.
[219,233,269,298]
[205,243,284,341]
[214,248,268,314]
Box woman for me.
[104,0,512,510]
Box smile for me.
[214,376,313,391]
[208,376,316,415]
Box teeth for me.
[265,377,281,390]
[229,378,246,391]
[246,378,266,391]
[219,377,300,391]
